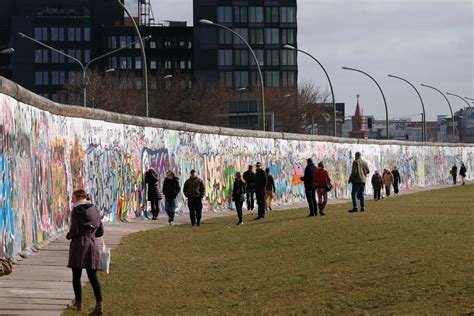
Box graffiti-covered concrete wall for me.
[1,76,473,259]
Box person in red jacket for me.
[313,162,332,216]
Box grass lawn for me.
[65,185,474,315]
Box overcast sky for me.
[148,0,473,120]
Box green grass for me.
[65,185,474,315]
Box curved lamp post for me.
[421,84,456,142]
[446,92,472,110]
[116,0,149,117]
[199,19,266,131]
[342,67,389,139]
[388,74,426,142]
[284,45,336,137]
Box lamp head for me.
[163,75,173,79]
[283,45,296,50]
[387,74,394,78]
[342,66,349,70]
[0,48,14,54]
[18,32,25,37]
[199,19,214,25]
[105,68,115,73]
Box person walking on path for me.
[243,165,256,212]
[254,162,267,220]
[450,165,458,185]
[348,152,370,213]
[459,163,467,185]
[232,172,247,225]
[371,171,383,201]
[144,168,163,220]
[383,169,394,197]
[162,170,180,225]
[313,161,332,216]
[66,189,104,315]
[300,158,317,216]
[183,170,206,226]
[265,168,276,212]
[391,166,401,195]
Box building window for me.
[219,71,233,87]
[234,71,249,88]
[265,71,280,87]
[250,50,264,66]
[266,7,279,23]
[234,28,248,44]
[188,60,192,69]
[164,40,172,47]
[180,60,186,69]
[84,49,91,63]
[217,6,232,23]
[249,7,264,23]
[120,36,126,47]
[266,50,280,66]
[35,71,49,85]
[281,7,296,23]
[150,59,157,69]
[51,28,64,41]
[234,7,248,23]
[120,57,127,69]
[134,37,140,48]
[34,27,48,41]
[165,60,172,69]
[250,29,264,45]
[84,27,90,41]
[76,28,82,41]
[218,50,233,66]
[234,50,248,66]
[282,71,296,87]
[35,49,48,63]
[52,71,59,85]
[281,29,295,45]
[265,29,279,44]
[52,93,60,102]
[68,28,75,41]
[218,29,232,44]
[135,57,142,69]
[281,50,296,65]
[150,41,156,49]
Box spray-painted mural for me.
[0,92,473,259]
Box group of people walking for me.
[450,163,467,185]
[371,167,401,200]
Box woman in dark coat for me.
[371,171,383,200]
[66,189,104,315]
[162,170,180,225]
[145,168,163,220]
[232,172,247,225]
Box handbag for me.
[325,182,333,192]
[98,238,111,274]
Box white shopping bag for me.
[98,238,111,274]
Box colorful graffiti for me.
[1,92,474,259]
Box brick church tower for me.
[350,95,368,139]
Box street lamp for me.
[446,92,472,110]
[0,48,14,54]
[284,45,337,137]
[163,74,173,80]
[342,67,389,139]
[104,68,115,74]
[388,74,427,142]
[421,84,456,142]
[199,19,266,131]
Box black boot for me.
[320,202,327,216]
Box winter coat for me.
[243,170,256,191]
[266,174,276,192]
[162,177,180,200]
[67,202,104,270]
[183,176,205,198]
[392,169,401,184]
[232,179,247,202]
[300,162,316,189]
[349,158,370,184]
[383,172,394,187]
[460,165,467,177]
[314,168,331,189]
[371,174,383,190]
[145,170,162,201]
[255,169,267,192]
[451,166,458,177]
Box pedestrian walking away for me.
[348,152,370,213]
[243,165,256,211]
[265,168,276,212]
[144,168,163,220]
[66,189,104,315]
[459,163,467,185]
[450,165,458,185]
[300,158,317,216]
[232,172,247,225]
[313,161,332,216]
[183,170,206,226]
[162,170,181,225]
[391,166,401,195]
[254,162,267,220]
[371,171,383,200]
[383,169,394,197]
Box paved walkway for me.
[0,183,463,315]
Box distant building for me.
[350,95,368,139]
[455,107,474,143]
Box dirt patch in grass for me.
[64,185,474,315]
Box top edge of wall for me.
[1,76,471,148]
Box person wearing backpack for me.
[232,172,247,225]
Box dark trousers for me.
[188,197,203,226]
[246,189,255,210]
[72,268,102,303]
[452,176,457,185]
[374,189,381,200]
[256,189,265,218]
[235,200,243,223]
[393,182,399,194]
[150,200,159,218]
[351,182,366,210]
[305,188,317,215]
[385,185,391,197]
